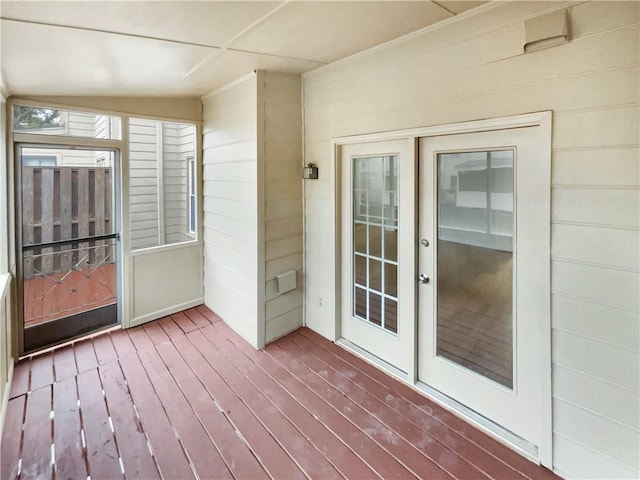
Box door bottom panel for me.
[24,303,117,353]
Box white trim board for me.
[331,111,551,146]
[129,298,204,328]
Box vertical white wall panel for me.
[202,75,259,346]
[202,72,302,347]
[302,2,639,477]
[262,72,303,343]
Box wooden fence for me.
[22,167,113,279]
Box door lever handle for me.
[418,274,430,284]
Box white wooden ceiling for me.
[0,1,485,97]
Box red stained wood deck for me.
[23,263,117,327]
[1,306,559,480]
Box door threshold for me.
[414,381,539,464]
[20,323,121,360]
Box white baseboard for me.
[128,297,204,328]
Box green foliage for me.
[13,106,63,130]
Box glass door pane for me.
[352,155,399,334]
[436,150,514,388]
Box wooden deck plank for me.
[216,328,416,480]
[76,368,122,479]
[155,339,269,480]
[213,321,452,479]
[193,325,344,479]
[118,351,195,480]
[203,324,381,480]
[157,315,183,338]
[109,329,137,357]
[284,333,496,480]
[170,311,198,333]
[74,339,97,373]
[181,330,307,480]
[9,359,30,398]
[136,346,234,479]
[29,351,54,392]
[53,377,87,480]
[92,333,118,366]
[20,386,52,479]
[298,328,558,480]
[182,307,211,329]
[0,396,26,479]
[99,360,160,479]
[260,342,451,479]
[127,326,154,352]
[142,321,170,345]
[53,344,78,382]
[195,304,222,323]
[288,332,528,480]
[23,264,118,327]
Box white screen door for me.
[341,139,414,374]
[418,122,551,457]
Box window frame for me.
[186,156,196,237]
[127,118,198,251]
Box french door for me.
[340,139,414,374]
[338,113,551,462]
[417,124,550,456]
[18,145,120,353]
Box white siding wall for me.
[93,114,114,139]
[262,72,303,343]
[128,119,195,249]
[162,122,191,245]
[202,75,259,346]
[20,147,99,167]
[128,118,159,249]
[94,114,107,139]
[172,124,196,243]
[302,2,639,478]
[202,72,303,347]
[67,111,97,137]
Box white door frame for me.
[332,111,552,466]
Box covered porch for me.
[1,305,557,480]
